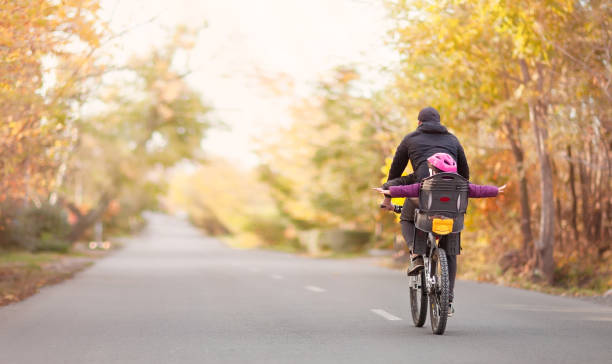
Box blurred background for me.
[1,0,610,302]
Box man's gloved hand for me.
[379,196,395,211]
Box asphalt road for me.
[1,213,611,364]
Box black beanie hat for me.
[418,107,440,123]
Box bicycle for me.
[385,172,469,335]
[408,230,451,334]
[387,206,451,334]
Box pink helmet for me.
[427,153,457,173]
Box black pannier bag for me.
[412,173,469,255]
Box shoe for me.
[407,255,424,276]
[448,302,455,317]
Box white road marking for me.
[371,309,402,321]
[305,285,326,293]
[270,274,284,280]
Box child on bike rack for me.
[375,153,505,315]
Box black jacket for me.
[385,122,469,185]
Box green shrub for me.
[297,228,372,253]
[244,215,289,245]
[3,203,71,252]
[0,200,20,250]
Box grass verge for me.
[380,250,610,298]
[0,244,114,306]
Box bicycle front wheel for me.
[409,269,427,327]
[429,248,449,335]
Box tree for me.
[0,0,104,204]
[61,28,214,241]
[387,0,611,283]
[258,68,401,232]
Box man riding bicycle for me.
[381,107,469,308]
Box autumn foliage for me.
[254,1,611,289]
[1,1,609,291]
[1,2,212,247]
[0,0,103,203]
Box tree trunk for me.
[578,163,590,242]
[505,118,534,261]
[64,193,113,242]
[556,197,564,252]
[531,110,556,284]
[567,146,579,242]
[521,59,556,284]
[533,123,555,283]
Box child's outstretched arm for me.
[468,183,506,198]
[374,183,420,198]
[389,183,420,198]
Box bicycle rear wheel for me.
[409,269,427,327]
[429,248,449,335]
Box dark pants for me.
[446,254,456,301]
[400,198,424,253]
[401,219,457,302]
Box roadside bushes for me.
[243,215,293,246]
[297,229,372,255]
[0,202,71,253]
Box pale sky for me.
[100,0,396,167]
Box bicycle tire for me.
[409,269,427,327]
[429,248,449,335]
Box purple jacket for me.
[389,182,499,198]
